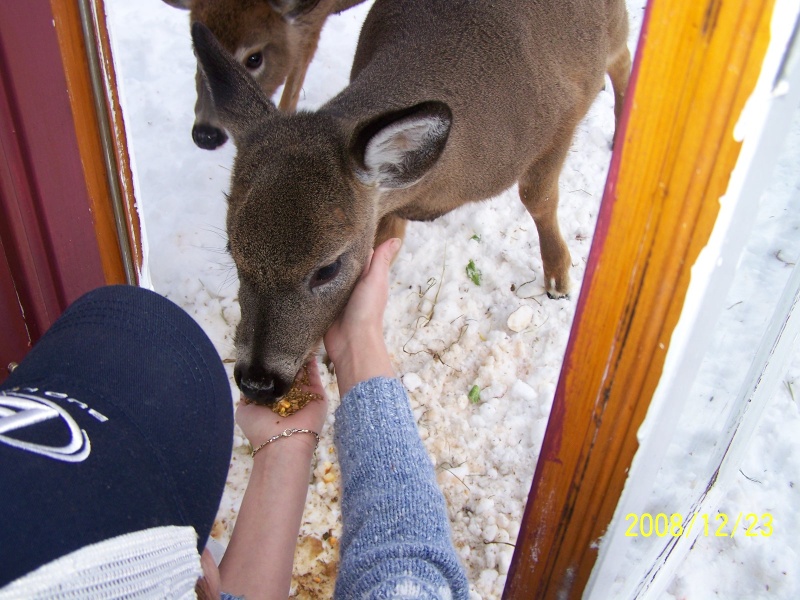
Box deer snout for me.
[234,362,291,405]
[192,123,228,150]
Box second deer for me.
[163,0,365,149]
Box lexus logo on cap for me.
[0,391,103,463]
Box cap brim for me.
[0,285,233,587]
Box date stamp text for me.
[625,512,773,538]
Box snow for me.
[104,1,800,598]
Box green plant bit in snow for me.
[468,385,481,404]
[466,259,482,286]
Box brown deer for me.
[191,0,631,404]
[162,0,366,149]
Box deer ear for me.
[161,0,192,8]
[268,0,322,20]
[191,22,275,142]
[352,102,452,190]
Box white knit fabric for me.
[0,526,202,599]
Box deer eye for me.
[245,52,263,70]
[310,259,342,289]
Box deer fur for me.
[191,0,631,404]
[162,0,366,149]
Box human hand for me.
[236,358,328,452]
[323,237,401,396]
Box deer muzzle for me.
[233,361,292,405]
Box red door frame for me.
[0,1,108,380]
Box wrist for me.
[332,336,394,397]
[250,428,319,462]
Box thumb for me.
[360,237,401,282]
[373,237,401,273]
[362,238,400,285]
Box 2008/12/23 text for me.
[624,512,773,538]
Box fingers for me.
[359,248,375,281]
[300,358,325,396]
[366,238,400,282]
[198,549,222,599]
[381,237,402,263]
[352,238,400,304]
[322,238,399,372]
[348,238,399,313]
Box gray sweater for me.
[332,377,469,599]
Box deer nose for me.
[192,124,228,150]
[234,363,291,405]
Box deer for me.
[162,0,366,149]
[190,0,631,404]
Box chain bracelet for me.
[251,428,320,457]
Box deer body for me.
[163,0,366,149]
[191,0,631,403]
[334,1,615,219]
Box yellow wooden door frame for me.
[50,0,141,285]
[503,0,776,597]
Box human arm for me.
[333,378,469,599]
[324,238,470,599]
[218,360,328,600]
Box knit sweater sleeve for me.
[333,377,469,599]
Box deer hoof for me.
[546,290,570,300]
[546,276,572,300]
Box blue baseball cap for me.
[0,285,234,591]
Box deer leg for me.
[608,47,631,127]
[519,143,573,299]
[278,27,323,112]
[278,68,303,112]
[606,0,632,141]
[607,46,631,142]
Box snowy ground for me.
[105,1,799,598]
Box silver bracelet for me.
[251,428,320,457]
